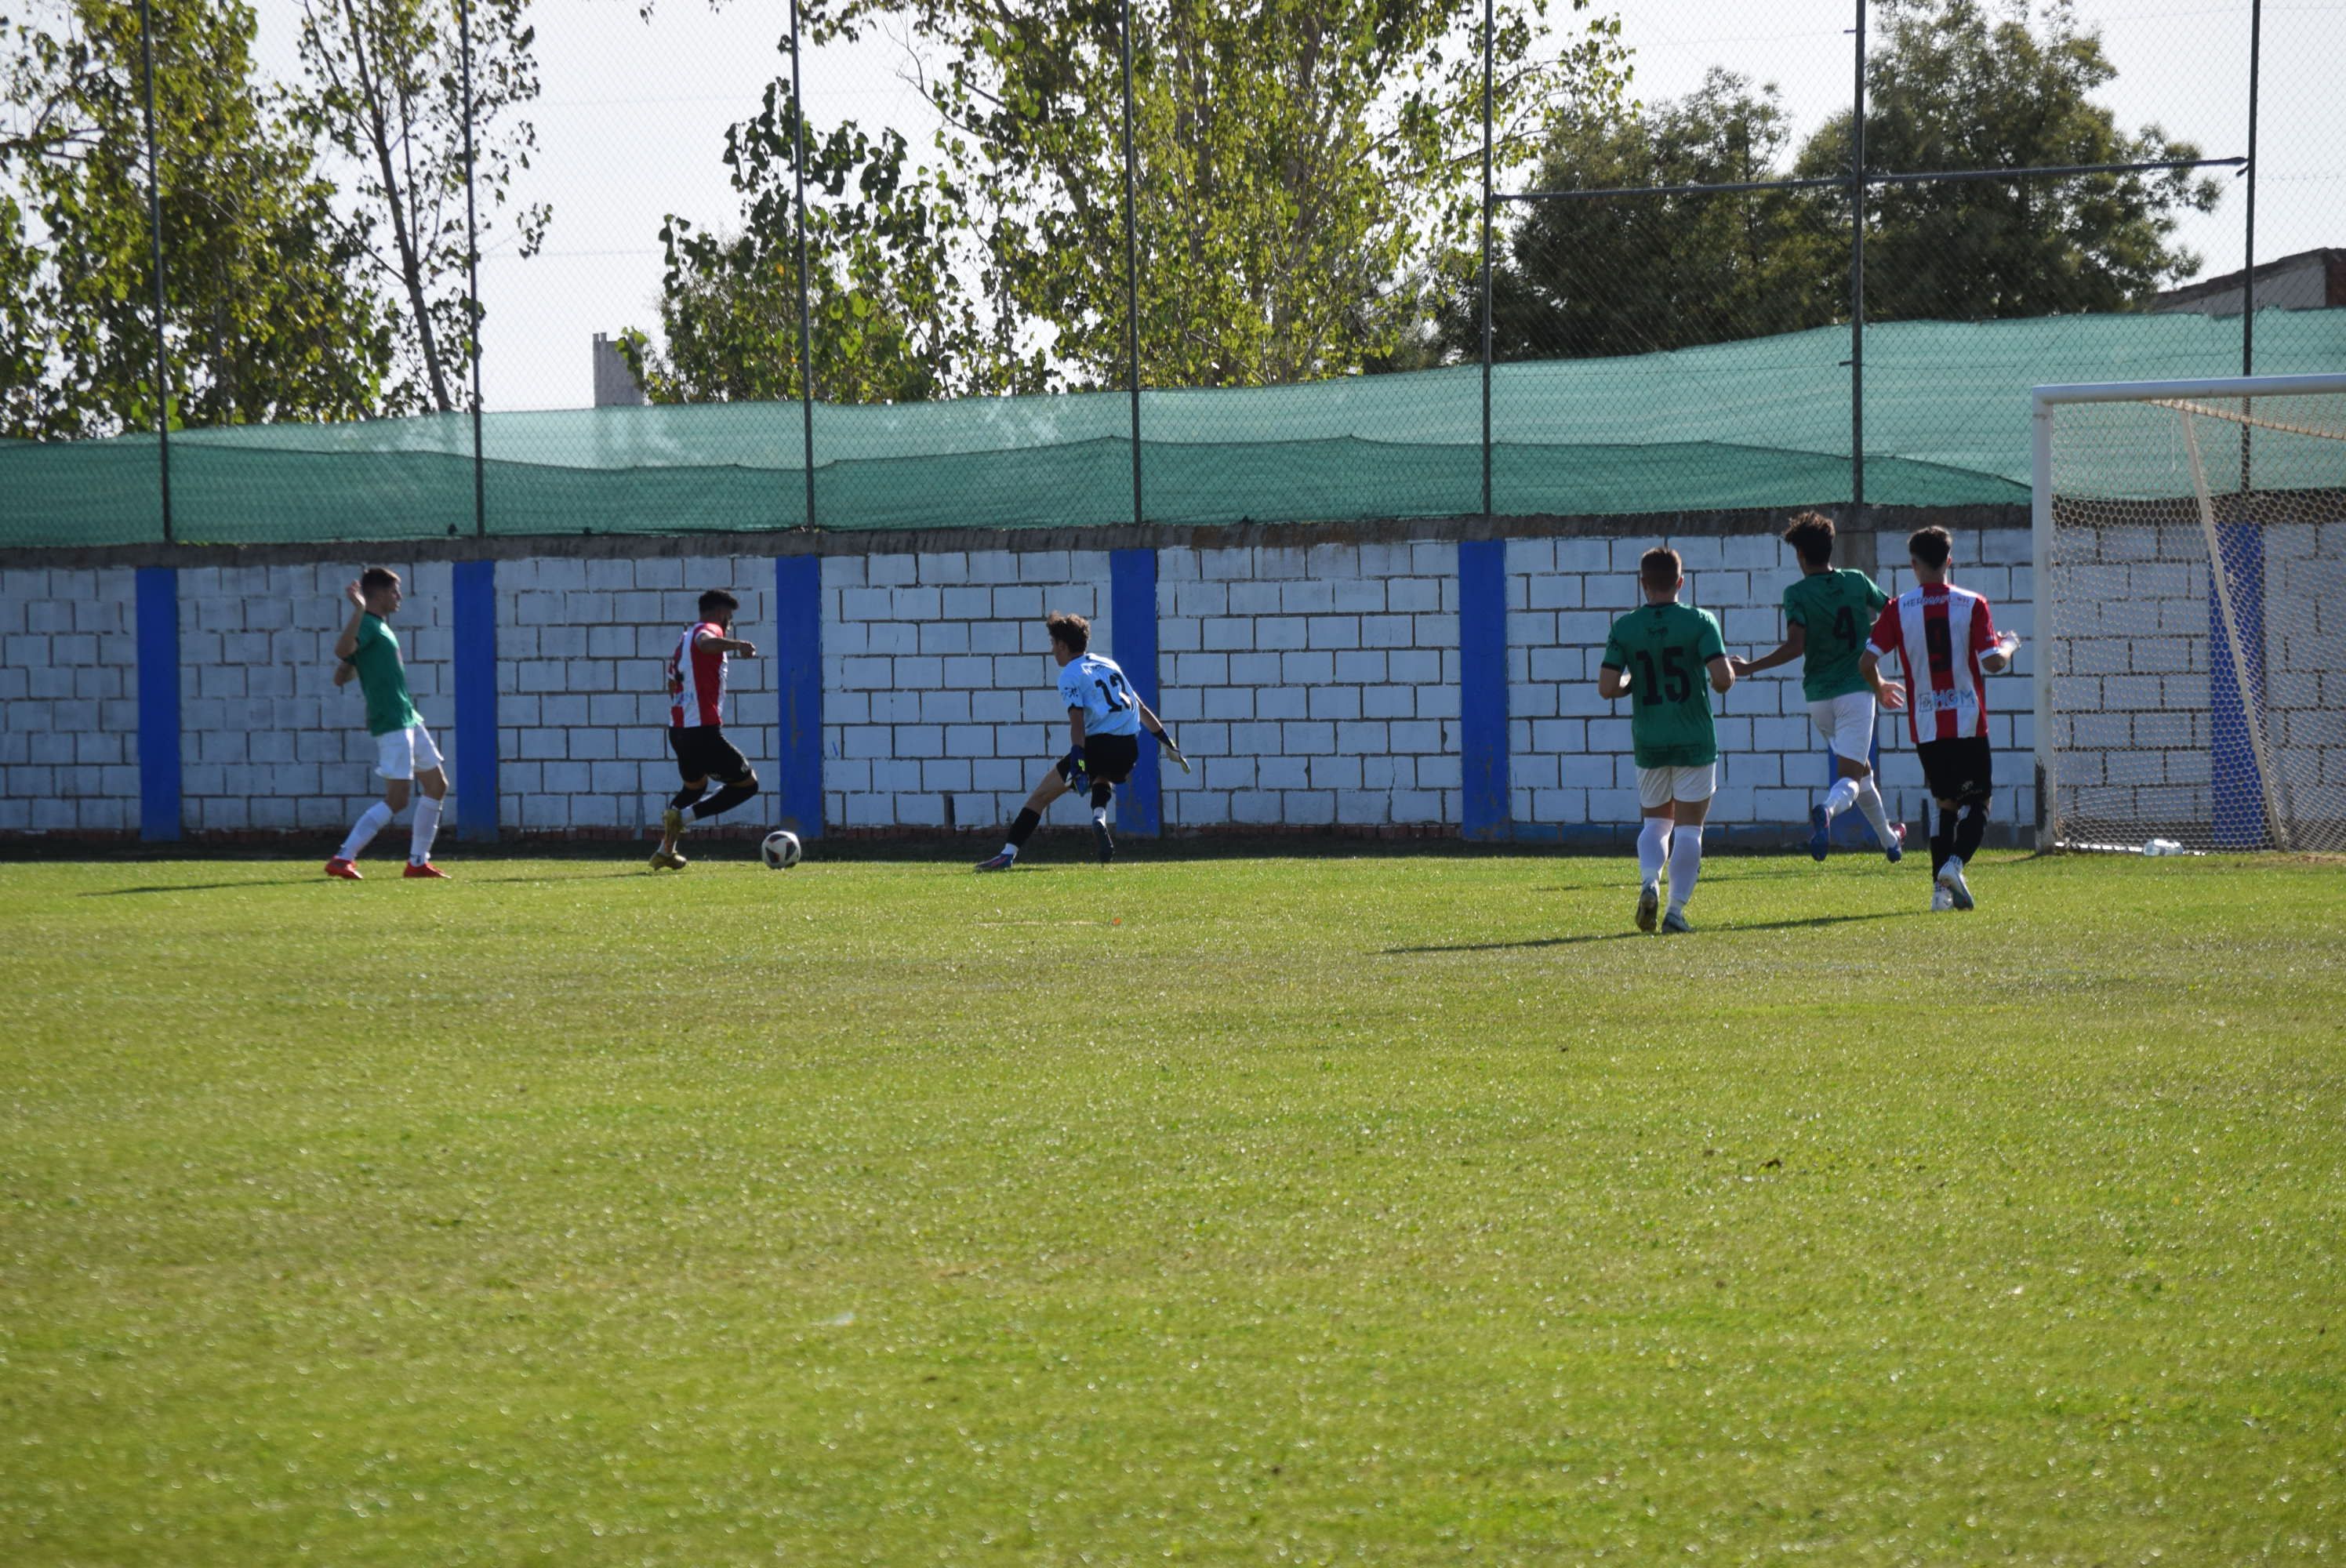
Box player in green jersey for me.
[325,567,449,880]
[1730,512,1907,862]
[1599,546,1734,934]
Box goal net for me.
[2035,374,2346,855]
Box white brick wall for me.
[1157,540,1461,827]
[496,554,776,834]
[0,567,141,833]
[2046,513,2343,838]
[178,561,456,836]
[0,523,2057,841]
[821,550,1113,832]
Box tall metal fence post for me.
[789,0,815,528]
[135,0,172,543]
[1120,0,1142,528]
[1480,0,1494,521]
[2240,0,2261,495]
[459,0,485,538]
[2243,0,2261,378]
[1849,0,1866,515]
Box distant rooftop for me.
[2152,248,2346,316]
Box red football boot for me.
[325,857,362,880]
[402,862,449,879]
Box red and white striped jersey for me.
[666,620,729,728]
[1868,583,1999,744]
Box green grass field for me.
[2,848,2341,1564]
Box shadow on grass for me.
[1385,909,1916,953]
[84,870,634,896]
[86,880,321,897]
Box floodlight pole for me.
[459,0,485,539]
[1849,0,1866,516]
[136,0,172,543]
[1480,0,1494,521]
[790,0,815,528]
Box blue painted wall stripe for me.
[451,559,500,842]
[775,554,825,838]
[135,566,181,842]
[2210,520,2268,848]
[1109,547,1162,836]
[1458,538,1509,840]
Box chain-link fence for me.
[2,0,2338,547]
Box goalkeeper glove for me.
[1061,745,1088,779]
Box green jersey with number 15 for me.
[1602,601,1726,768]
[1781,568,1890,702]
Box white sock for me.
[409,795,444,865]
[1636,818,1670,887]
[999,842,1019,859]
[338,800,394,862]
[1851,776,1895,847]
[1823,775,1860,820]
[1666,824,1705,914]
[1091,806,1109,828]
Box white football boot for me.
[1935,856,1974,911]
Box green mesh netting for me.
[5,310,2338,546]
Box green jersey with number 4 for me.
[1781,568,1890,702]
[1603,601,1727,768]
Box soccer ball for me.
[761,829,803,869]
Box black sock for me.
[1954,804,1988,863]
[1930,801,1957,868]
[670,785,706,812]
[691,777,758,821]
[1007,808,1041,848]
[1090,782,1113,813]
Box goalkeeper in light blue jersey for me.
[975,611,1187,870]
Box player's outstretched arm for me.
[1707,655,1734,695]
[1858,649,1908,710]
[1135,699,1191,772]
[1730,622,1804,678]
[332,581,369,661]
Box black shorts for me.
[669,725,751,785]
[1060,733,1141,787]
[1916,735,1994,808]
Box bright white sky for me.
[244,0,2337,411]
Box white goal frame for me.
[2031,373,2346,852]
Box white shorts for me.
[1637,763,1716,811]
[375,720,443,781]
[1809,691,1877,766]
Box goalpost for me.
[2033,373,2346,855]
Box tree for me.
[619,85,1011,405]
[1469,0,2222,365]
[626,0,1630,399]
[292,0,547,414]
[0,0,391,438]
[1793,0,2220,320]
[1454,68,1838,361]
